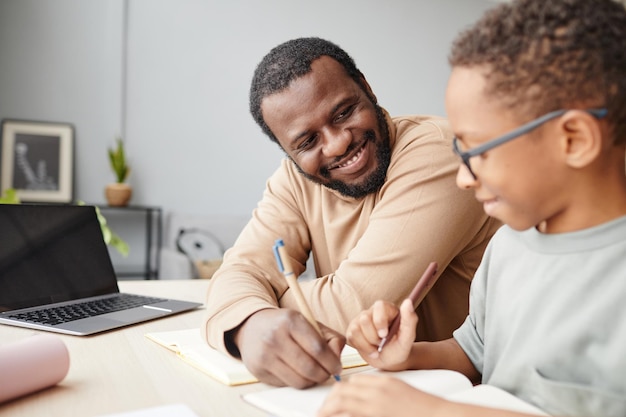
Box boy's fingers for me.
[398,299,418,344]
[372,300,399,339]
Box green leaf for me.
[108,233,130,257]
[0,188,20,204]
[108,138,130,183]
[86,202,131,257]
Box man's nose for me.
[321,128,351,158]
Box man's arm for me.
[202,158,320,354]
[202,159,347,388]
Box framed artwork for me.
[1,119,74,203]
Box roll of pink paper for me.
[0,334,70,403]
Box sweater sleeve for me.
[201,158,316,354]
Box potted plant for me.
[105,137,132,207]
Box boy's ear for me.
[558,110,604,169]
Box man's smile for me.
[328,140,368,173]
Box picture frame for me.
[1,119,74,203]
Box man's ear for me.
[359,71,378,103]
[558,110,604,169]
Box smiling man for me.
[260,55,391,199]
[202,37,500,389]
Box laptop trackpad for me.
[105,306,168,323]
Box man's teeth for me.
[338,148,362,168]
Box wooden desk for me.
[0,280,269,417]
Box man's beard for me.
[293,104,391,199]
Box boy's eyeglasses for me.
[452,108,608,179]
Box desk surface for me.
[0,280,270,417]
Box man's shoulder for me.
[390,114,453,146]
[391,113,449,124]
[391,114,451,133]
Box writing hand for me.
[235,308,344,388]
[318,373,448,417]
[346,299,417,371]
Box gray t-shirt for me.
[454,216,626,417]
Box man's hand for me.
[234,308,345,388]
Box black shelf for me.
[96,204,162,280]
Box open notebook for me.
[242,368,550,417]
[145,328,368,386]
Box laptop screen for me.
[0,204,119,312]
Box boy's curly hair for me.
[449,0,626,145]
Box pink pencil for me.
[377,261,439,352]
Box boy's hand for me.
[346,299,417,371]
[317,373,448,417]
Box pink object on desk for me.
[0,334,70,403]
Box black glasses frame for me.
[452,108,608,179]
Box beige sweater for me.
[202,113,501,355]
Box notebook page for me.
[242,369,473,417]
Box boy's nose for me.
[456,164,477,190]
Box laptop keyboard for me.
[8,294,166,326]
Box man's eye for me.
[335,104,355,122]
[298,135,317,151]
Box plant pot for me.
[105,183,132,207]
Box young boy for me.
[318,0,626,416]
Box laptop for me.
[0,203,202,335]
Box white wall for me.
[0,0,495,217]
[0,0,124,207]
[122,0,493,217]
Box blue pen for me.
[273,239,341,382]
